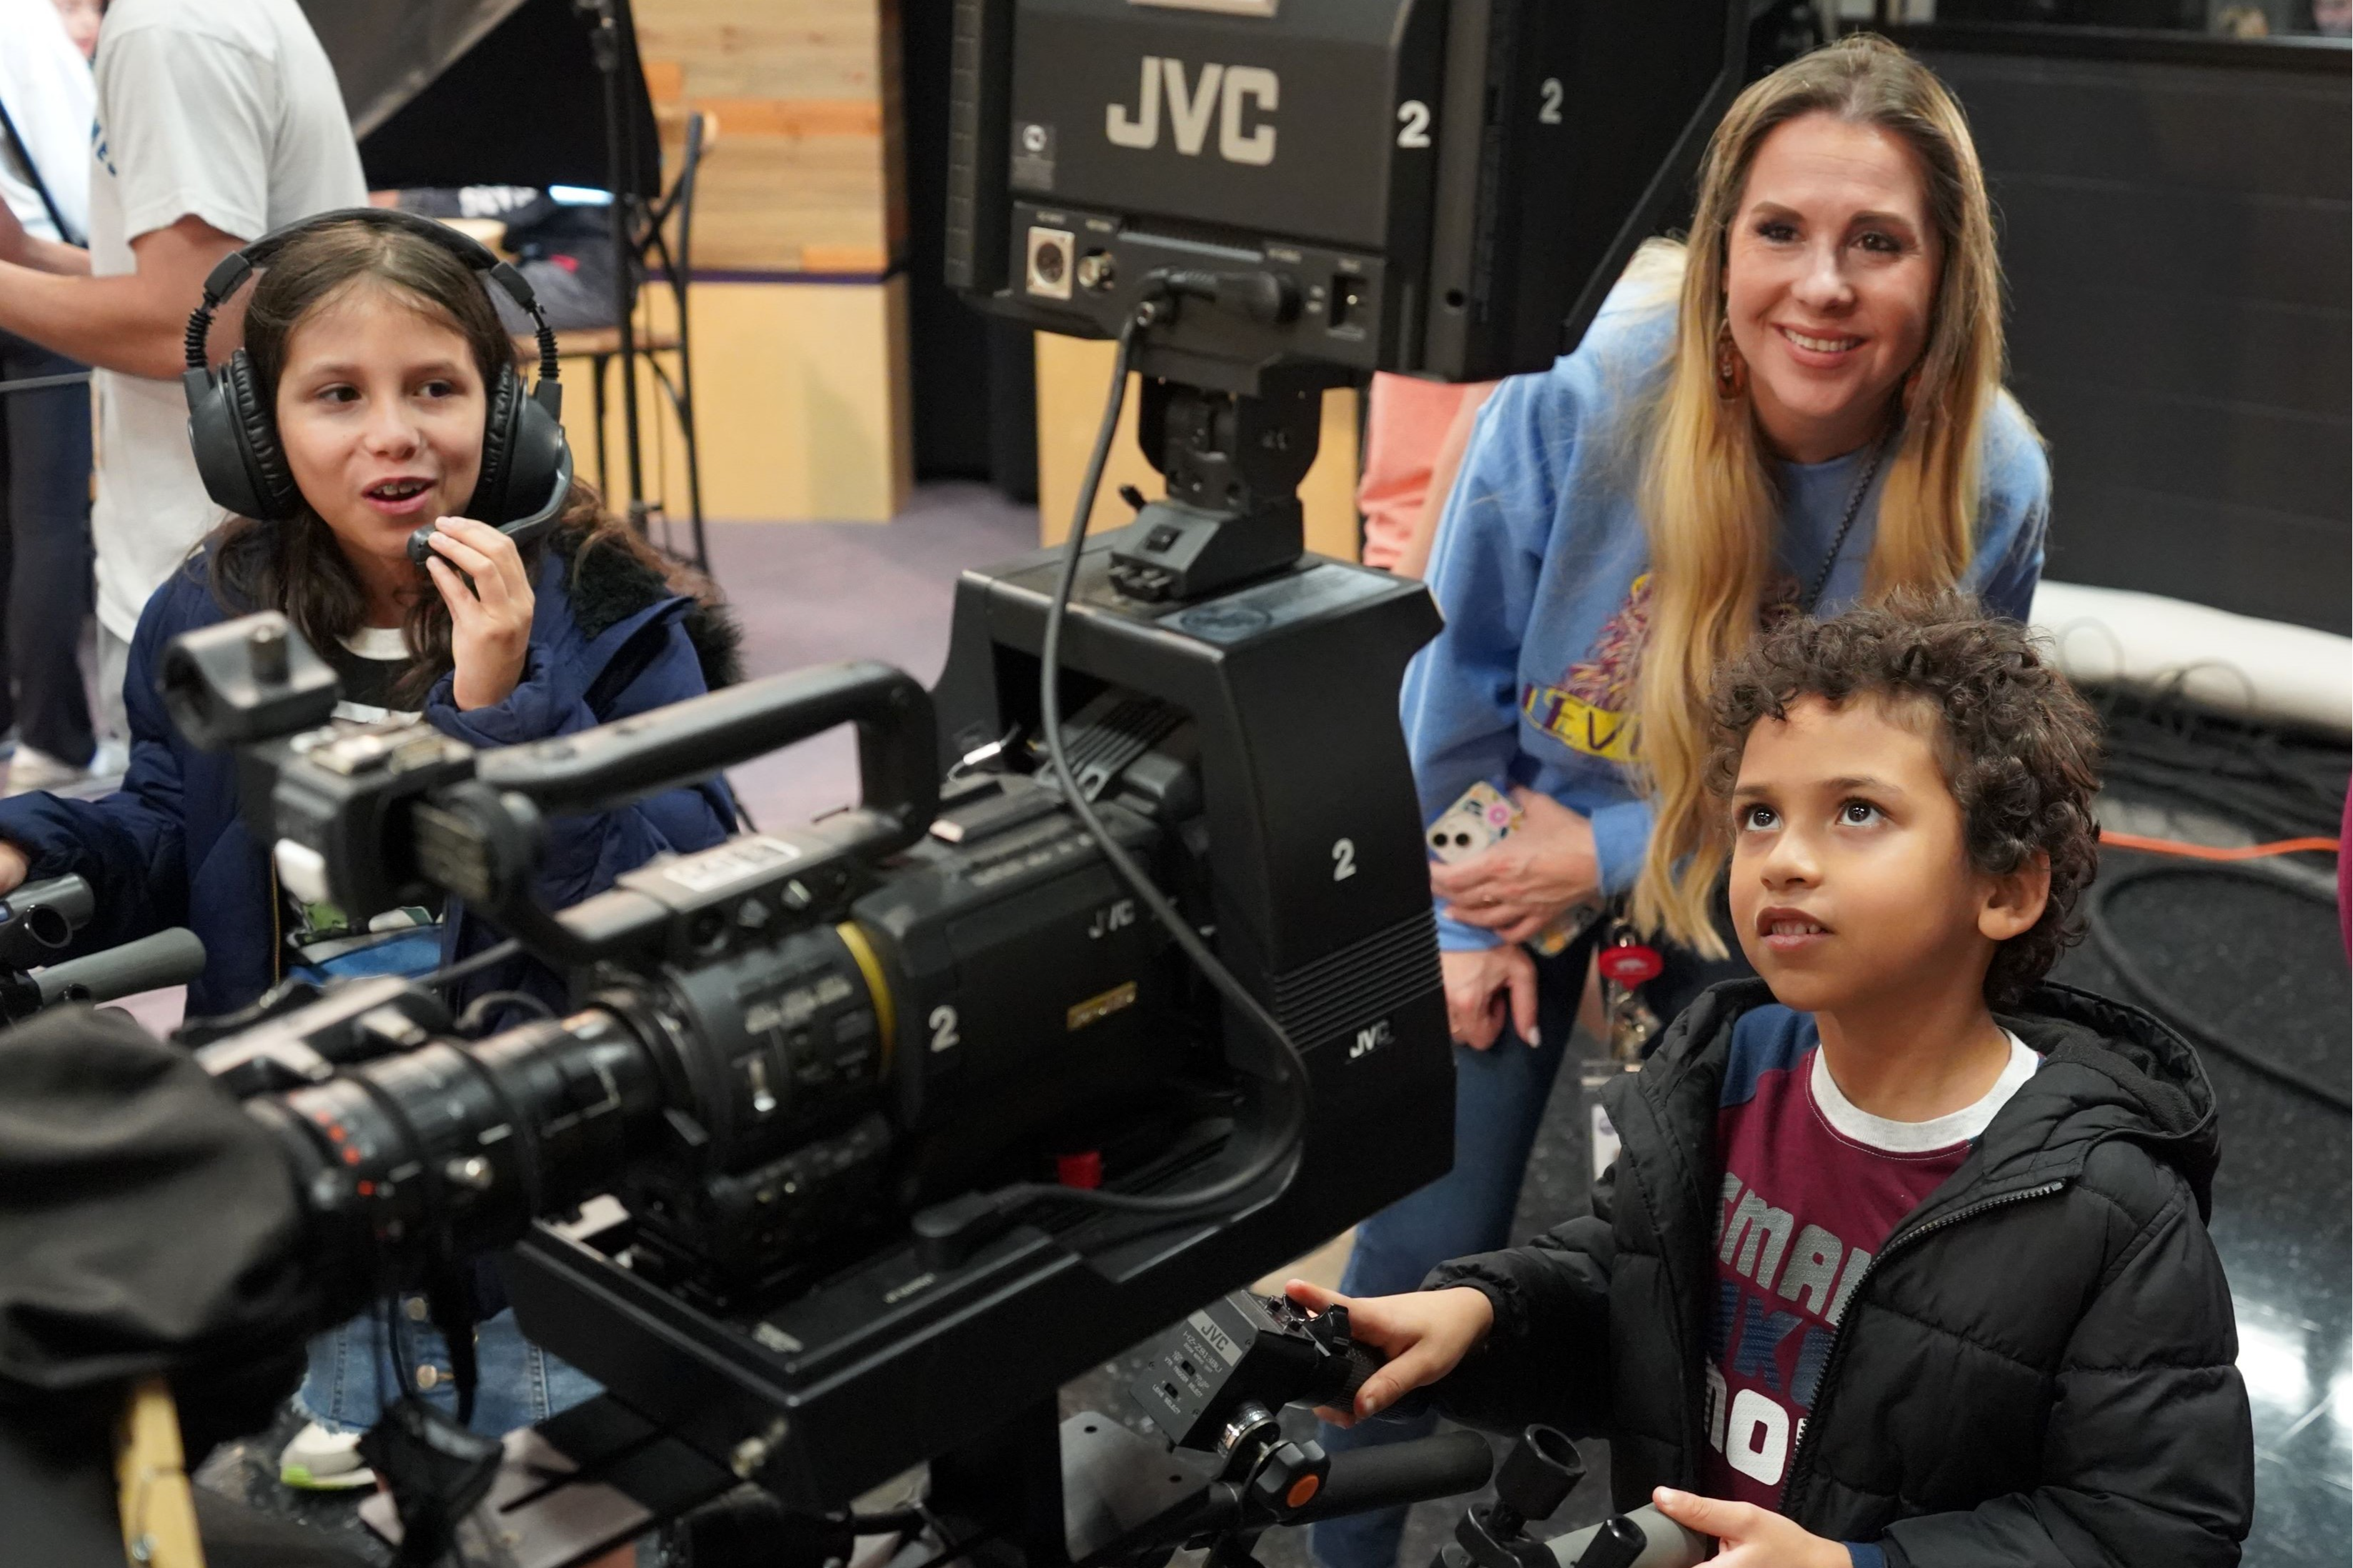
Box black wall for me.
[902,6,1040,499]
[1904,27,2351,633]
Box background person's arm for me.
[0,200,91,275]
[0,16,279,379]
[0,213,242,379]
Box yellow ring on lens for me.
[834,920,896,1079]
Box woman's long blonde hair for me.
[1631,34,2017,953]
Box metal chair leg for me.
[591,352,612,499]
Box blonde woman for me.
[1315,36,2048,1568]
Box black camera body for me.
[515,552,1448,1512]
[175,539,1448,1514]
[952,0,1745,388]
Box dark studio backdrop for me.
[295,0,659,217]
[1902,21,2352,636]
[900,7,1041,501]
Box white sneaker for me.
[277,1419,376,1490]
[4,745,84,795]
[4,741,127,797]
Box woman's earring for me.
[1714,320,1747,401]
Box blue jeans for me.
[1310,938,1593,1568]
[0,331,95,765]
[295,1302,602,1439]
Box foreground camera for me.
[178,554,1451,1524]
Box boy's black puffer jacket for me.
[1426,979,2253,1567]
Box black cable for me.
[2084,862,2349,1114]
[2090,681,2347,843]
[425,938,524,991]
[893,1522,1001,1568]
[850,1507,931,1537]
[457,988,558,1032]
[981,293,1311,1218]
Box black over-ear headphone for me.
[181,206,574,566]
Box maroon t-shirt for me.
[1700,1007,2040,1511]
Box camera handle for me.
[1433,1427,1710,1568]
[477,659,937,838]
[427,660,940,967]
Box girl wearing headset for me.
[1313,39,2051,1568]
[0,211,740,1453]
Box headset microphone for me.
[406,436,575,566]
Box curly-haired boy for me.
[1293,594,2253,1567]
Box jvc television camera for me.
[948,0,1741,600]
[143,4,1744,1562]
[169,589,1454,1550]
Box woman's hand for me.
[1441,945,1538,1051]
[423,516,535,711]
[1648,1489,1849,1568]
[1429,788,1599,944]
[1283,1279,1494,1426]
[0,844,28,897]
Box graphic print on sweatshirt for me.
[1520,573,1653,763]
[1700,1007,2039,1511]
[1518,571,1814,766]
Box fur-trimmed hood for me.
[547,521,743,690]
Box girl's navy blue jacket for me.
[0,526,740,1017]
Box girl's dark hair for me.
[207,217,682,707]
[1703,591,2104,1007]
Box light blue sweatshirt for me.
[1403,284,2051,952]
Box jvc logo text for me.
[1106,57,1277,166]
[1348,1020,1395,1060]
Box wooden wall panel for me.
[632,0,900,274]
[562,279,914,524]
[604,0,911,521]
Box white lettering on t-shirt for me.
[1776,1223,1845,1317]
[1725,1389,1789,1485]
[1721,1188,1796,1290]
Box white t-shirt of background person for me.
[0,0,94,244]
[85,0,365,642]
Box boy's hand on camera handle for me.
[1283,1279,1493,1426]
[1650,1489,1849,1568]
[0,843,29,898]
[423,516,535,711]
